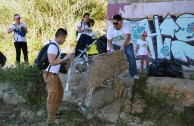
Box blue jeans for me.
[113,43,138,77]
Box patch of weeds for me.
[190,72,194,80]
[131,76,194,126]
[116,119,128,126]
[0,63,46,108]
[172,106,194,126]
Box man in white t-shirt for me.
[107,14,139,79]
[7,14,28,63]
[43,28,74,125]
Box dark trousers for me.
[14,42,28,62]
[113,43,138,77]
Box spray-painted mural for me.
[108,1,194,66]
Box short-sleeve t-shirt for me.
[76,21,90,41]
[10,22,27,42]
[45,39,61,74]
[137,39,149,55]
[107,23,131,46]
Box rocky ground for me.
[1,52,194,126]
[0,101,155,126]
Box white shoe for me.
[134,75,139,79]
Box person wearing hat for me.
[135,31,151,72]
[7,14,28,63]
[107,14,139,79]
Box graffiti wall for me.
[107,1,194,66]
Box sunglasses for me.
[113,21,121,25]
[142,35,147,36]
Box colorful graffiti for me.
[107,1,194,66]
[121,14,194,66]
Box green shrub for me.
[0,63,46,108]
[190,73,194,80]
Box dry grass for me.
[0,0,107,64]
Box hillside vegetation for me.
[0,0,107,64]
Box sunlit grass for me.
[0,0,107,64]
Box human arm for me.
[7,28,14,34]
[107,39,114,52]
[77,22,89,33]
[107,26,115,51]
[121,23,131,49]
[7,24,16,34]
[135,44,140,53]
[23,26,28,33]
[147,46,151,57]
[21,22,28,33]
[47,45,73,66]
[48,54,70,66]
[121,33,131,50]
[77,26,88,33]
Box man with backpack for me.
[43,28,73,125]
[7,14,28,63]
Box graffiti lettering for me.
[123,13,194,66]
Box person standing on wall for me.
[43,28,74,125]
[7,14,28,63]
[135,31,151,73]
[107,14,139,79]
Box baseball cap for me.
[14,14,20,19]
[141,31,147,36]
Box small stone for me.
[119,112,128,121]
[37,109,45,116]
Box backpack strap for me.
[13,24,18,42]
[47,40,60,73]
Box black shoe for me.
[55,111,63,118]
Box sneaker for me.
[133,75,139,79]
[46,118,63,126]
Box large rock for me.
[87,50,128,88]
[119,69,135,88]
[3,90,25,104]
[146,77,194,107]
[97,100,122,123]
[0,83,25,104]
[91,88,116,109]
[59,51,134,107]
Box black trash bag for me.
[0,51,6,67]
[96,36,107,54]
[147,58,183,78]
[59,53,68,74]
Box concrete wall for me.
[107,0,194,66]
[108,0,193,4]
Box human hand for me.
[110,48,115,52]
[69,52,75,58]
[149,53,152,57]
[120,45,125,50]
[14,25,21,30]
[63,54,70,61]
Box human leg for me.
[124,43,138,77]
[14,42,21,62]
[43,72,62,124]
[139,55,144,70]
[21,42,28,62]
[145,55,149,69]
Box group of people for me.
[7,13,151,125]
